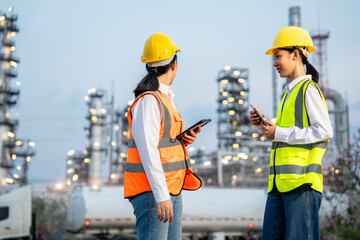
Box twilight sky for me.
[0,0,359,184]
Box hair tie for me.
[151,68,158,74]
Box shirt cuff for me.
[152,188,171,203]
[274,126,287,142]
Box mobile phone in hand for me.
[250,104,269,126]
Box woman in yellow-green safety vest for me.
[250,26,333,240]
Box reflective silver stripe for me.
[269,164,322,175]
[294,79,310,128]
[127,91,183,149]
[128,138,137,149]
[152,91,183,149]
[125,159,190,173]
[271,141,328,150]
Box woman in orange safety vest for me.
[124,32,202,240]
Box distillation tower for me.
[66,89,109,187]
[210,67,271,187]
[0,9,35,186]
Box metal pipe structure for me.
[113,104,130,184]
[327,89,349,152]
[289,6,301,27]
[0,9,19,184]
[86,89,107,186]
[0,9,35,185]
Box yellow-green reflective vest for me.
[268,79,330,193]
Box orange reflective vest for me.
[124,90,202,198]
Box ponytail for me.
[297,49,319,83]
[133,55,177,98]
[133,70,159,98]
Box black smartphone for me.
[176,119,211,140]
[250,104,269,126]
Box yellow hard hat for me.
[141,32,181,66]
[265,26,316,55]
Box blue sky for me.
[1,0,359,183]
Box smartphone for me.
[176,119,211,140]
[250,104,269,126]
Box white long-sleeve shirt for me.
[274,75,333,144]
[131,83,176,203]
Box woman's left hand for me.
[182,127,201,145]
[260,120,276,140]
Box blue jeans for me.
[262,185,322,240]
[129,192,182,240]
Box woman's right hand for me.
[157,199,173,224]
[249,106,264,126]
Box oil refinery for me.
[0,4,355,240]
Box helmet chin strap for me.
[298,47,309,58]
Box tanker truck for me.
[66,185,267,239]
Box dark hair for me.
[280,47,319,83]
[133,55,177,98]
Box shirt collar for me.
[286,75,312,93]
[158,82,175,99]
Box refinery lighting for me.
[114,125,120,131]
[55,183,63,190]
[72,174,79,182]
[203,161,211,166]
[89,108,96,114]
[5,178,14,184]
[233,70,240,76]
[0,16,5,21]
[190,159,196,164]
[188,147,195,152]
[224,66,231,71]
[26,156,31,162]
[28,141,36,147]
[7,132,15,138]
[87,88,96,94]
[220,79,228,84]
[235,131,242,136]
[16,81,21,86]
[9,61,17,67]
[67,150,75,156]
[84,158,90,163]
[127,100,134,106]
[92,184,99,190]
